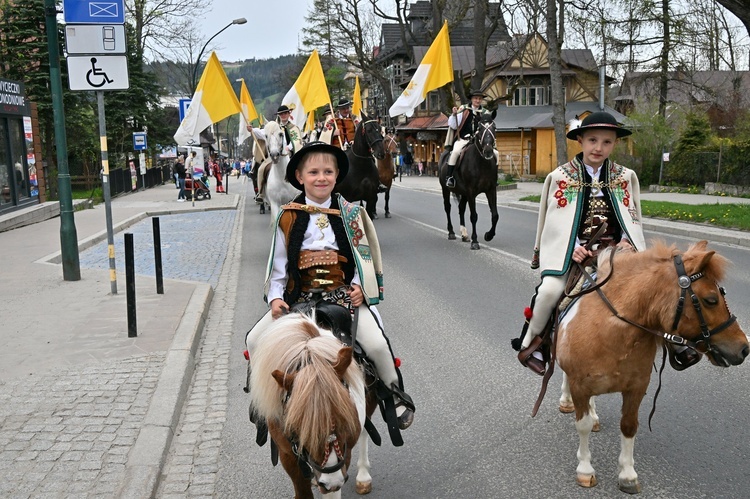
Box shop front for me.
[0,78,38,214]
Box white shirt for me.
[447,105,482,130]
[267,196,361,303]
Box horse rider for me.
[512,112,652,375]
[247,105,303,203]
[330,99,359,150]
[318,107,336,145]
[445,90,496,188]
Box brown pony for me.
[555,241,749,494]
[376,131,399,218]
[249,314,378,497]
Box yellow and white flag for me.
[282,50,331,128]
[174,52,242,146]
[389,21,453,117]
[238,79,261,144]
[352,75,363,119]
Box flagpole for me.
[329,103,345,149]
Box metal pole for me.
[97,91,117,294]
[45,0,80,281]
[124,233,137,337]
[659,147,665,185]
[153,217,164,294]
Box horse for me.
[554,240,748,493]
[262,120,300,221]
[249,137,270,214]
[438,110,499,250]
[249,313,379,498]
[335,113,385,220]
[376,131,399,219]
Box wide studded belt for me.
[299,250,348,291]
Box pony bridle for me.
[668,254,736,358]
[352,119,383,158]
[291,425,348,480]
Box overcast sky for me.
[201,0,311,61]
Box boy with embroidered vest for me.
[245,141,415,430]
[512,112,648,375]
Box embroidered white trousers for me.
[245,304,399,387]
[522,274,567,349]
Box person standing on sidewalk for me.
[175,157,187,202]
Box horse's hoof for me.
[619,478,641,494]
[461,236,470,242]
[484,232,495,242]
[385,212,391,218]
[470,242,480,250]
[448,233,456,240]
[356,480,373,495]
[559,402,575,413]
[576,473,598,488]
[592,420,601,432]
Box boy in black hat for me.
[245,141,415,431]
[513,111,648,375]
[445,90,493,187]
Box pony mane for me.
[249,314,364,452]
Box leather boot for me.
[445,164,456,188]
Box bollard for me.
[153,217,164,294]
[125,232,137,337]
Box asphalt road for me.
[218,182,750,498]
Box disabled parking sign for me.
[67,55,129,91]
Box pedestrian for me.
[174,156,187,202]
[212,156,225,194]
[244,141,415,431]
[512,111,651,375]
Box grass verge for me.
[517,195,750,231]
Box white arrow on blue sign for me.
[63,0,125,24]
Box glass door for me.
[8,118,29,201]
[0,119,11,207]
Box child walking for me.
[245,141,415,430]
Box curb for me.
[117,282,214,498]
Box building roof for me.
[395,113,449,131]
[493,103,626,131]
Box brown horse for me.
[249,314,379,498]
[555,241,748,493]
[438,111,499,249]
[376,131,399,218]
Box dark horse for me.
[376,131,399,219]
[335,113,385,220]
[438,110,499,250]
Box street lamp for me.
[191,18,247,91]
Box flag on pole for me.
[389,21,453,117]
[238,79,261,144]
[282,50,331,127]
[352,75,363,119]
[174,52,242,146]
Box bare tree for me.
[126,0,207,62]
[714,0,750,39]
[547,0,567,164]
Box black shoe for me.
[378,183,388,193]
[445,176,456,188]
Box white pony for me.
[262,120,300,221]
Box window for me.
[428,92,439,111]
[509,78,547,106]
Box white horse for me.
[262,121,300,221]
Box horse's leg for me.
[467,197,480,250]
[617,389,645,494]
[589,397,600,432]
[355,430,372,494]
[271,431,315,499]
[484,188,499,242]
[384,189,391,218]
[458,197,470,242]
[571,386,598,488]
[442,188,455,240]
[367,193,377,220]
[559,372,575,413]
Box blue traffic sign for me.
[133,132,147,151]
[179,98,192,122]
[63,0,125,24]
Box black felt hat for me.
[277,105,292,114]
[467,89,487,98]
[285,141,349,191]
[566,111,632,140]
[336,99,351,108]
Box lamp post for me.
[191,17,247,91]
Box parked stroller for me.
[185,175,212,201]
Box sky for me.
[200,0,312,61]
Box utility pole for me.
[45,0,80,281]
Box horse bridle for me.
[351,119,383,159]
[472,122,496,160]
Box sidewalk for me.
[0,179,243,497]
[391,174,750,248]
